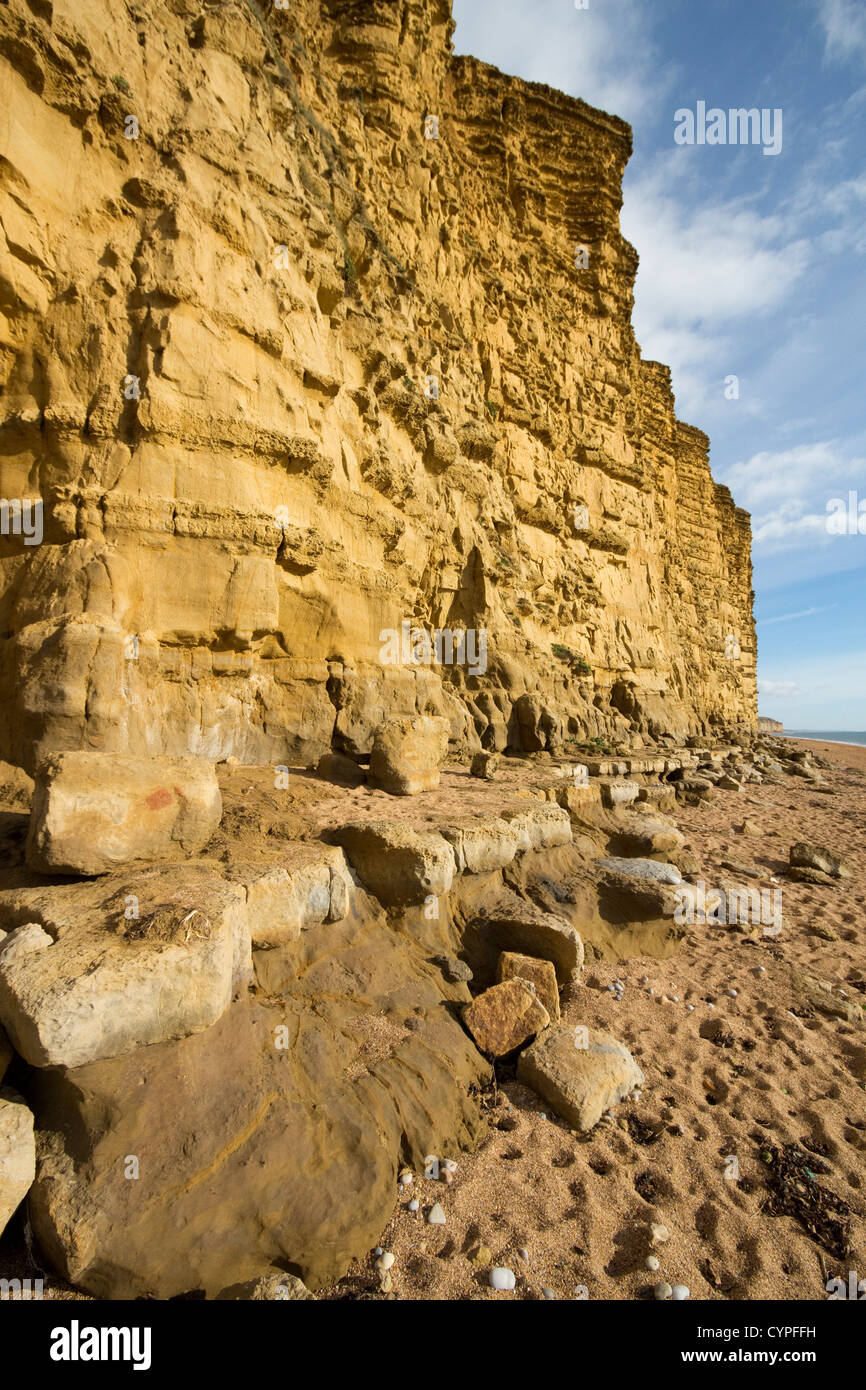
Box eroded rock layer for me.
[0,0,755,771]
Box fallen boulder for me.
[517,1024,643,1131]
[26,753,222,876]
[463,979,550,1056]
[0,868,251,1068]
[789,842,851,879]
[368,716,450,795]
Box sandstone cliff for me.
[0,0,756,772]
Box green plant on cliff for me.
[552,643,592,676]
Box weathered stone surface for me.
[27,909,490,1298]
[517,1025,644,1131]
[599,857,682,885]
[497,951,560,1021]
[441,817,521,874]
[228,846,352,947]
[0,869,251,1068]
[0,1024,12,1082]
[26,753,221,876]
[0,1088,35,1237]
[789,842,851,879]
[466,893,584,984]
[463,979,550,1056]
[599,780,640,809]
[331,822,455,906]
[501,805,573,850]
[369,717,450,795]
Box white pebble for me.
[671,1285,690,1301]
[686,1005,694,1012]
[650,1223,670,1244]
[398,1172,413,1187]
[408,1199,420,1212]
[646,1255,660,1272]
[489,1267,516,1291]
[428,1203,446,1225]
[654,1281,673,1300]
[728,989,738,997]
[374,1246,383,1256]
[376,1252,395,1271]
[442,1158,458,1174]
[541,1287,556,1300]
[633,1089,643,1102]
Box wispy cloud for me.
[819,0,866,64]
[757,604,837,626]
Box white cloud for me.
[451,0,671,127]
[757,678,800,698]
[620,160,811,416]
[819,0,866,64]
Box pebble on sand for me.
[654,1281,673,1300]
[671,1285,690,1301]
[376,1252,395,1271]
[650,1223,670,1244]
[489,1267,516,1291]
[408,1199,420,1212]
[646,1255,660,1272]
[428,1202,446,1225]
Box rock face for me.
[25,753,222,875]
[0,0,756,777]
[517,1024,643,1131]
[0,1088,36,1237]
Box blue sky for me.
[451,0,866,729]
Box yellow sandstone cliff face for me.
[0,0,756,772]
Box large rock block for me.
[465,893,584,985]
[0,869,251,1068]
[26,753,222,876]
[368,716,450,795]
[26,916,490,1298]
[441,817,521,874]
[0,1088,36,1237]
[517,1024,643,1131]
[331,822,456,906]
[501,804,573,850]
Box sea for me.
[781,730,866,747]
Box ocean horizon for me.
[780,730,866,747]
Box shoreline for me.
[784,737,866,774]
